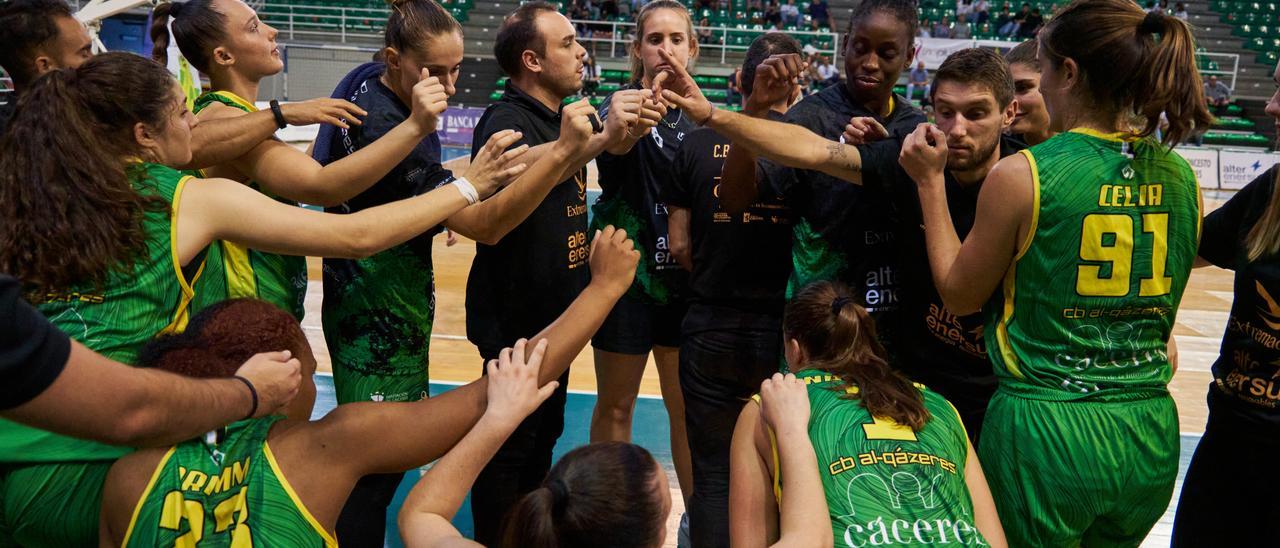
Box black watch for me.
[269,99,287,129]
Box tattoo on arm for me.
[826,143,860,172]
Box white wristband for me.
[451,177,479,205]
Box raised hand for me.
[601,89,649,141]
[463,129,529,198]
[746,53,807,114]
[557,99,599,152]
[409,67,450,135]
[653,48,713,125]
[758,372,810,437]
[843,116,890,145]
[484,339,557,428]
[899,123,949,188]
[588,225,640,297]
[279,98,368,129]
[232,350,302,418]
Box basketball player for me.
[0,52,525,546]
[464,4,665,540]
[900,3,1208,544]
[0,0,366,167]
[1004,39,1054,146]
[0,273,302,447]
[589,1,699,517]
[1171,59,1280,546]
[313,1,629,542]
[717,0,925,361]
[663,34,802,546]
[658,47,1022,439]
[152,0,478,320]
[99,225,638,546]
[729,282,1006,547]
[398,374,832,548]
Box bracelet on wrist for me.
[268,100,287,130]
[232,375,259,420]
[452,177,479,205]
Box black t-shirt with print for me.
[592,84,694,305]
[758,83,925,350]
[856,134,1026,414]
[465,82,591,356]
[662,125,795,333]
[1200,165,1280,429]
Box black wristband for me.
[233,375,259,420]
[269,99,287,129]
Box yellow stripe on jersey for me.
[1068,127,1138,142]
[995,150,1043,380]
[210,91,259,113]
[122,447,178,547]
[222,242,260,300]
[163,175,204,335]
[263,442,338,546]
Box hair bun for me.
[1139,11,1164,35]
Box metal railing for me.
[1197,51,1241,93]
[572,19,840,66]
[256,2,393,43]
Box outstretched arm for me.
[175,131,527,263]
[181,98,368,171]
[297,227,639,478]
[653,49,864,184]
[4,341,300,447]
[720,54,808,215]
[398,340,557,548]
[218,69,452,207]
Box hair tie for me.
[830,296,855,316]
[1139,11,1164,35]
[546,478,570,515]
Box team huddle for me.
[0,0,1275,545]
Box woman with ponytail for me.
[0,52,525,547]
[1172,60,1280,546]
[729,282,1005,548]
[399,377,830,548]
[890,0,1209,544]
[150,0,507,320]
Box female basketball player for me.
[398,373,831,548]
[150,0,469,319]
[588,0,696,505]
[729,282,1006,547]
[897,1,1210,544]
[0,52,524,547]
[1003,39,1053,146]
[99,223,639,545]
[1171,60,1280,546]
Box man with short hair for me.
[664,34,804,547]
[660,48,1024,440]
[1205,74,1232,115]
[907,60,930,106]
[465,3,661,542]
[0,0,365,168]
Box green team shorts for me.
[978,389,1179,547]
[0,461,113,547]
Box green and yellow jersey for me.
[122,416,336,547]
[765,369,982,547]
[191,91,308,320]
[0,163,212,462]
[986,129,1201,401]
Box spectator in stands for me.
[765,0,782,26]
[974,0,990,24]
[1174,2,1189,19]
[996,4,1016,35]
[809,0,831,29]
[602,0,619,18]
[583,52,601,96]
[933,15,953,38]
[748,0,764,11]
[781,0,801,26]
[907,60,930,105]
[918,18,933,38]
[728,67,743,105]
[814,54,839,88]
[1005,3,1030,36]
[954,13,973,38]
[1205,74,1233,115]
[698,16,714,42]
[1017,7,1042,38]
[957,0,974,21]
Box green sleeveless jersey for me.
[986,129,1200,400]
[768,369,982,547]
[191,91,308,320]
[0,163,210,462]
[122,416,337,547]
